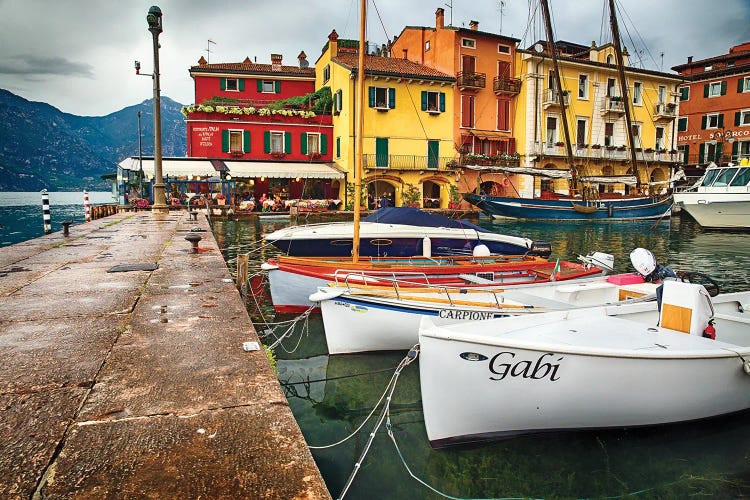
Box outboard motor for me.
[578,252,615,273]
[529,242,552,258]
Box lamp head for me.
[134,60,141,74]
[147,6,163,34]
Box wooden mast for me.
[539,0,576,191]
[352,0,366,263]
[608,0,642,193]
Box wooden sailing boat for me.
[463,0,673,221]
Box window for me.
[264,130,292,155]
[498,61,511,78]
[425,40,431,52]
[548,70,557,90]
[461,38,476,49]
[679,86,690,101]
[301,132,327,156]
[369,86,395,110]
[704,65,713,72]
[375,138,389,167]
[604,122,614,146]
[270,131,284,153]
[336,137,341,158]
[497,99,510,130]
[678,145,688,163]
[737,109,750,126]
[730,167,750,186]
[462,55,476,73]
[323,65,330,83]
[421,91,445,113]
[223,129,250,153]
[578,74,588,99]
[655,126,665,150]
[678,117,688,132]
[740,141,750,162]
[607,78,617,97]
[226,78,239,91]
[658,85,666,104]
[703,113,723,129]
[631,123,642,148]
[633,82,643,105]
[461,95,475,128]
[220,78,243,92]
[427,140,440,169]
[576,118,587,147]
[497,44,511,54]
[259,80,280,93]
[546,116,558,146]
[333,89,343,113]
[229,130,243,151]
[705,81,725,97]
[740,77,750,93]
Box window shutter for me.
[718,113,724,128]
[243,131,250,152]
[275,81,281,93]
[220,78,227,91]
[421,91,427,111]
[239,79,245,91]
[701,116,707,129]
[320,134,328,154]
[703,84,709,98]
[388,88,395,109]
[715,142,723,161]
[678,117,687,132]
[679,87,689,101]
[720,81,727,95]
[221,130,229,152]
[336,89,343,111]
[300,133,308,154]
[257,80,263,92]
[736,112,742,126]
[439,92,446,112]
[336,137,340,158]
[732,140,739,159]
[683,145,689,163]
[368,87,375,107]
[263,131,270,153]
[284,132,292,154]
[698,143,705,162]
[739,79,745,93]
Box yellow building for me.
[315,30,458,208]
[512,40,683,198]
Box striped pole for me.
[41,189,51,234]
[84,190,91,222]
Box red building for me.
[183,52,343,206]
[673,42,750,168]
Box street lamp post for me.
[147,6,168,213]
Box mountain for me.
[0,89,186,191]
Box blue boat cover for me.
[363,207,489,233]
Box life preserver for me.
[502,178,510,187]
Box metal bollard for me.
[61,221,72,236]
[84,190,91,222]
[185,233,202,253]
[189,210,198,221]
[41,189,51,234]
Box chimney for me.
[469,20,479,31]
[271,53,282,71]
[297,51,308,67]
[243,56,251,64]
[402,48,408,59]
[687,55,693,63]
[198,56,207,66]
[436,7,444,29]
[328,30,339,58]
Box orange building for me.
[391,8,521,197]
[672,42,750,168]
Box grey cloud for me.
[0,55,94,77]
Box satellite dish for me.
[299,59,309,68]
[534,43,544,53]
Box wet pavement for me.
[0,211,330,499]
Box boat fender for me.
[702,320,716,340]
[422,236,432,258]
[607,203,614,218]
[308,287,348,302]
[260,262,278,271]
[502,178,510,187]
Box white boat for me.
[418,280,750,448]
[673,160,750,229]
[311,271,654,354]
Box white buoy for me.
[84,190,91,222]
[422,236,431,257]
[41,189,51,234]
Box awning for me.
[470,130,511,141]
[118,158,218,178]
[224,161,345,179]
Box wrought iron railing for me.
[457,71,486,89]
[493,76,521,94]
[362,154,459,171]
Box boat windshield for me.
[701,168,721,186]
[730,167,750,186]
[708,167,738,187]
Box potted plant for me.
[591,144,602,149]
[555,141,565,147]
[402,183,421,208]
[215,193,226,205]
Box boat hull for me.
[464,193,673,221]
[673,192,750,229]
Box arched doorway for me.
[650,167,669,194]
[369,179,397,209]
[422,180,441,208]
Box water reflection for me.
[215,213,750,498]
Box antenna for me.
[206,39,216,63]
[499,0,506,34]
[444,0,453,26]
[660,51,664,71]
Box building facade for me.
[672,42,750,168]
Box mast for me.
[352,0,366,263]
[539,0,576,188]
[608,0,642,193]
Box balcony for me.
[542,89,570,110]
[457,71,486,91]
[600,96,625,118]
[493,76,521,95]
[653,102,677,122]
[362,154,459,171]
[459,154,521,168]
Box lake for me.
[211,214,750,499]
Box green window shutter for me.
[336,137,341,158]
[275,81,281,93]
[421,91,428,111]
[284,132,292,153]
[439,92,446,112]
[300,133,308,154]
[257,80,263,92]
[718,113,724,128]
[220,78,227,91]
[221,130,229,152]
[715,142,723,162]
[239,79,245,91]
[427,140,439,169]
[368,87,375,107]
[263,131,270,153]
[375,138,389,167]
[739,79,745,93]
[321,134,328,154]
[732,140,739,159]
[683,145,689,163]
[701,116,707,129]
[736,112,742,126]
[703,84,709,98]
[679,87,689,101]
[678,117,687,132]
[698,143,705,162]
[388,88,395,109]
[720,81,727,95]
[243,131,250,152]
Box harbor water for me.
[212,214,750,499]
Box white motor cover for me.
[472,244,490,257]
[659,280,714,335]
[630,248,656,277]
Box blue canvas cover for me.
[363,207,489,233]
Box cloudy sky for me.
[1,0,748,116]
